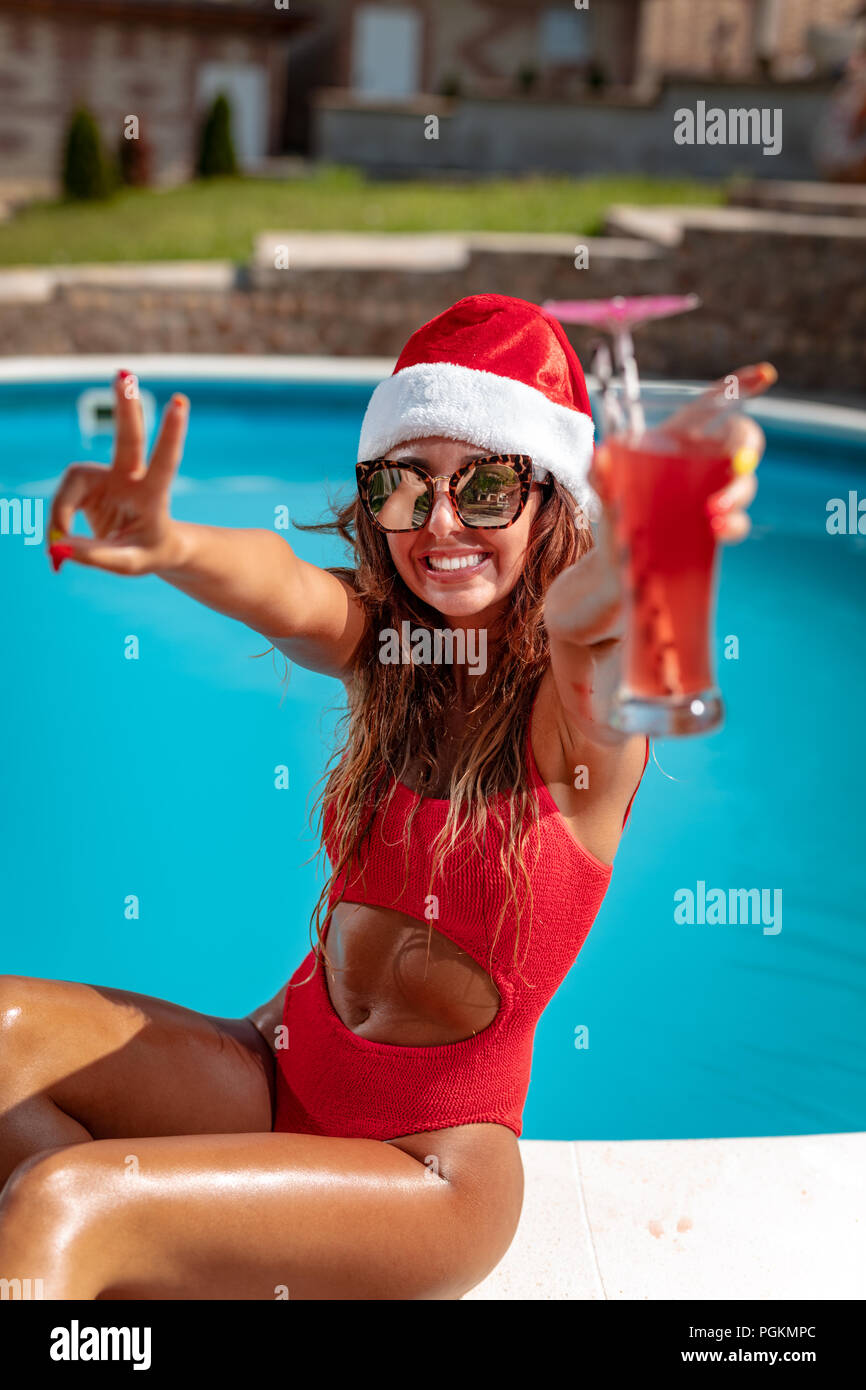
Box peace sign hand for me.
[48,371,189,575]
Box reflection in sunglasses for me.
[365,461,527,531]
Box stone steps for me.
[728,178,866,219]
[604,200,866,243]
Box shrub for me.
[61,107,112,200]
[438,72,463,99]
[516,64,539,93]
[196,93,239,178]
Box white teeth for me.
[426,552,487,572]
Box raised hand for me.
[48,371,189,575]
[590,414,764,546]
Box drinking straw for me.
[589,339,626,437]
[613,325,645,438]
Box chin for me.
[419,582,501,622]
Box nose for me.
[426,475,464,537]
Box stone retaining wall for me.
[1,204,863,396]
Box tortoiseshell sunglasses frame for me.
[356,453,541,533]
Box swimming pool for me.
[1,369,864,1141]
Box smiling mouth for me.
[420,551,492,576]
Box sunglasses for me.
[356,454,548,532]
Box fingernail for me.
[707,495,731,516]
[732,446,760,476]
[709,515,727,535]
[49,526,64,542]
[49,543,75,572]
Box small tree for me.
[516,64,538,94]
[196,93,239,178]
[438,72,463,99]
[62,106,112,200]
[586,60,608,92]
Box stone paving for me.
[466,1132,866,1300]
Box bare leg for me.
[0,975,523,1299]
[0,1124,522,1300]
[0,975,274,1189]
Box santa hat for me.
[358,294,597,517]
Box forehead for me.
[389,437,486,470]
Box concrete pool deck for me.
[465,1133,866,1300]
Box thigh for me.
[3,1123,523,1300]
[0,974,275,1140]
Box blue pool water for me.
[1,377,864,1141]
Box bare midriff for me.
[325,901,501,1046]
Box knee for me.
[1,1145,101,1233]
[0,978,35,1089]
[0,976,48,1058]
[0,1147,112,1298]
[0,977,78,1088]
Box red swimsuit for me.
[274,710,647,1141]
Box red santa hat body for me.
[358,294,597,517]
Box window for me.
[539,5,593,65]
[351,4,423,99]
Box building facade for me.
[323,0,862,100]
[0,0,309,186]
[0,0,861,186]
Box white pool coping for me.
[2,355,865,441]
[0,354,395,383]
[466,1133,866,1300]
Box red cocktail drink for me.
[542,295,774,737]
[607,427,731,734]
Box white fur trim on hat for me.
[358,361,597,518]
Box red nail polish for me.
[118,369,129,380]
[49,543,75,572]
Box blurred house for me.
[0,0,863,187]
[640,0,863,83]
[309,0,863,107]
[313,0,866,181]
[0,0,311,188]
[343,0,859,99]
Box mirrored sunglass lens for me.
[367,468,430,529]
[457,465,522,527]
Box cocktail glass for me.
[543,297,774,738]
[601,387,734,737]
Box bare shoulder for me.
[529,670,648,864]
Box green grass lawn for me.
[0,167,724,265]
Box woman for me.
[0,295,761,1300]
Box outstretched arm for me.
[48,373,367,679]
[156,525,366,679]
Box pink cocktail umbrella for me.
[543,295,701,436]
[543,294,700,329]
